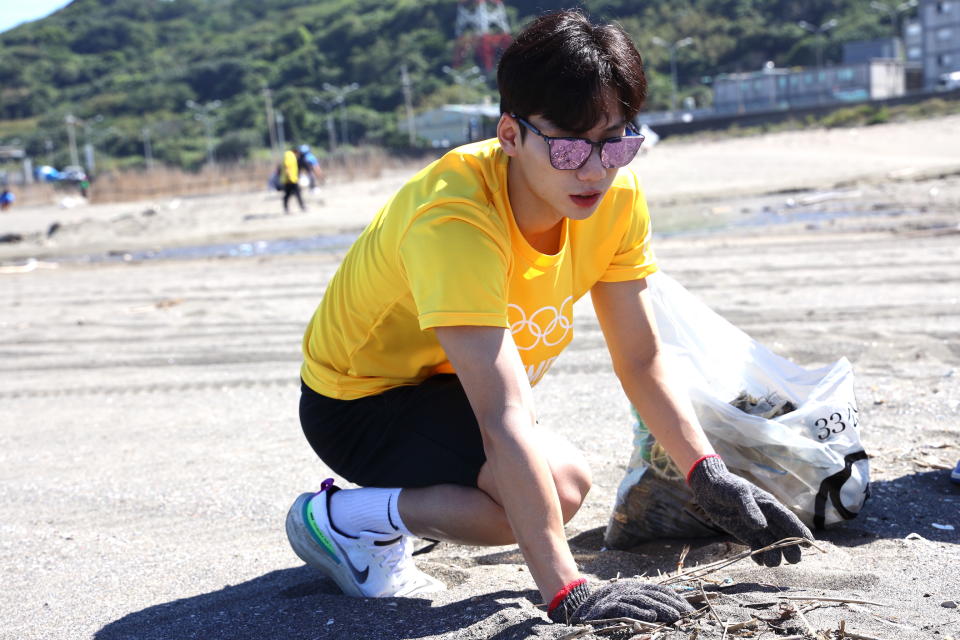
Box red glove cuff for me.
[686,454,721,485]
[547,578,588,613]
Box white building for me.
[713,60,905,114]
[400,103,500,148]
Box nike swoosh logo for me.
[331,536,369,584]
[387,494,398,531]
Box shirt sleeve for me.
[399,209,511,330]
[598,171,658,282]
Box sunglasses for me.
[511,114,645,170]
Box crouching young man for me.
[285,9,813,625]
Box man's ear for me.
[497,113,521,157]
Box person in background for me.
[0,188,14,211]
[281,145,306,214]
[298,144,325,191]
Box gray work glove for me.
[548,579,694,625]
[688,456,814,567]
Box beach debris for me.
[127,298,184,314]
[558,539,904,640]
[0,258,59,274]
[888,167,918,179]
[0,233,23,244]
[881,443,957,471]
[776,596,889,607]
[836,631,882,640]
[797,190,863,207]
[730,390,796,419]
[898,221,960,238]
[931,523,955,531]
[904,532,928,541]
[845,604,917,631]
[59,195,87,209]
[943,601,958,608]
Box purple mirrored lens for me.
[547,139,592,170]
[600,136,644,168]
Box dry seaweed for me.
[563,538,894,640]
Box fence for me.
[8,146,432,207]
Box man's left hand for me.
[688,455,814,567]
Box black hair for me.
[498,9,646,135]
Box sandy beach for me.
[1,115,958,640]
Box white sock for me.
[327,487,413,538]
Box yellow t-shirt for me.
[301,138,658,399]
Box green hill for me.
[0,0,901,170]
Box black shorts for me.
[299,374,486,488]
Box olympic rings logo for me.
[508,296,573,351]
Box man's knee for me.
[551,446,592,523]
[475,429,592,523]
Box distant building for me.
[920,0,960,89]
[400,103,500,148]
[903,19,926,91]
[843,38,904,64]
[0,145,32,185]
[713,60,905,114]
[904,19,924,65]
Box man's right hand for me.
[548,578,694,625]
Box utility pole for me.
[311,96,338,151]
[870,0,917,42]
[84,142,96,176]
[400,64,416,146]
[322,82,360,147]
[651,36,694,116]
[263,87,278,159]
[442,65,482,104]
[186,99,222,166]
[798,19,839,104]
[142,127,154,170]
[65,114,80,168]
[82,114,104,176]
[275,110,286,153]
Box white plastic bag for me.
[605,271,869,548]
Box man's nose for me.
[575,145,606,181]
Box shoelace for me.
[372,537,410,572]
[374,537,435,594]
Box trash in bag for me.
[605,271,870,549]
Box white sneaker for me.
[285,482,446,598]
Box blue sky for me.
[0,0,72,34]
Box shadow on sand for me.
[97,469,955,640]
[96,566,533,640]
